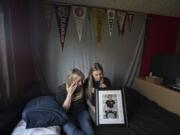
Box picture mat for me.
[98,90,125,124]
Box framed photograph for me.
[95,88,128,126]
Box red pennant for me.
[55,5,70,51]
[127,13,135,31]
[117,11,127,35]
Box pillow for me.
[22,96,68,128]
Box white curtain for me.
[29,1,146,93]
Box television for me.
[150,54,180,85]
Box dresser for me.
[132,77,180,116]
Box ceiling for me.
[46,0,180,18]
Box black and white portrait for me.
[96,89,126,125]
[103,94,118,119]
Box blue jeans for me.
[63,111,95,135]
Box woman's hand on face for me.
[67,80,78,96]
[100,78,107,88]
[91,105,95,113]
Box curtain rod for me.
[43,1,137,14]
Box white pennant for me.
[72,6,86,41]
[107,9,115,37]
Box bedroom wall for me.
[139,15,179,76]
[28,0,147,92]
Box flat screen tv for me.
[150,54,180,85]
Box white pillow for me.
[11,120,61,135]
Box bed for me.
[11,88,180,135]
[11,120,60,135]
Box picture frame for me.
[95,88,128,126]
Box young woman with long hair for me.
[56,68,94,135]
[84,63,111,121]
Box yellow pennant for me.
[92,8,106,47]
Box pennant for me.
[127,13,135,31]
[107,9,115,37]
[55,5,70,50]
[43,4,53,32]
[116,11,127,35]
[92,8,106,47]
[72,6,87,41]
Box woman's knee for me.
[63,121,85,135]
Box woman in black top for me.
[56,68,94,135]
[84,63,111,121]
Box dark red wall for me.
[140,15,179,76]
[10,0,35,94]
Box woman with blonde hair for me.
[84,63,111,121]
[56,68,94,135]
